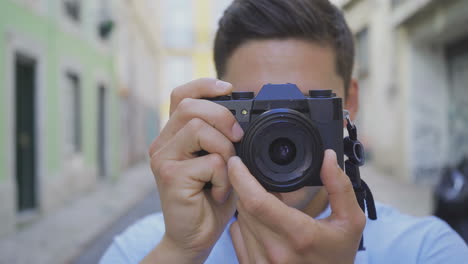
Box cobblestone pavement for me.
[0,162,155,264]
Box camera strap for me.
[343,111,377,251]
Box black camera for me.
[207,83,344,192]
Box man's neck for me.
[303,187,329,218]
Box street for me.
[72,190,161,264]
[0,163,156,264]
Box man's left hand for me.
[228,150,366,264]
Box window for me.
[63,0,81,23]
[97,0,114,40]
[391,0,406,8]
[163,0,194,49]
[355,28,370,79]
[65,72,82,154]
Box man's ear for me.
[344,79,359,121]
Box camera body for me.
[207,83,344,192]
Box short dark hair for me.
[214,0,354,95]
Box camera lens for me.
[269,138,296,165]
[238,108,324,192]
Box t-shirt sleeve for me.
[418,216,468,263]
[99,213,166,264]
[99,238,134,264]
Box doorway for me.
[447,37,468,165]
[97,85,108,178]
[15,53,37,212]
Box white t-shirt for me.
[100,202,468,263]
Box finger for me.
[237,215,269,264]
[197,154,230,204]
[320,149,363,221]
[158,98,243,147]
[170,78,232,115]
[230,221,250,264]
[227,156,270,202]
[159,118,236,162]
[154,153,230,204]
[150,79,236,157]
[236,205,286,255]
[228,156,310,235]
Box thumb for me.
[320,149,360,220]
[229,221,249,263]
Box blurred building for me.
[114,0,231,159]
[148,0,232,124]
[334,0,468,184]
[0,0,159,237]
[114,1,161,168]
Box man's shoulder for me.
[363,202,468,263]
[101,211,238,264]
[102,204,468,264]
[100,212,165,263]
[370,202,451,234]
[125,212,166,233]
[116,212,166,245]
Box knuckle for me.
[208,153,225,170]
[148,136,163,157]
[289,228,314,254]
[214,105,236,127]
[157,161,178,186]
[186,117,205,133]
[170,86,184,104]
[177,97,195,113]
[218,140,235,157]
[150,150,162,169]
[218,104,234,118]
[291,236,314,254]
[148,141,157,157]
[352,210,366,233]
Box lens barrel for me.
[239,108,324,192]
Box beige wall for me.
[339,0,468,184]
[115,0,162,168]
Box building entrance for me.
[447,37,468,165]
[15,53,37,212]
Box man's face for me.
[223,39,349,212]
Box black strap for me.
[343,113,377,251]
[361,180,377,220]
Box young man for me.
[101,0,468,263]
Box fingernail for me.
[326,149,337,162]
[228,156,240,168]
[216,80,232,91]
[232,122,244,141]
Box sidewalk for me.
[0,162,155,264]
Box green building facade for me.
[0,0,121,236]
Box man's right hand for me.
[142,78,243,264]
